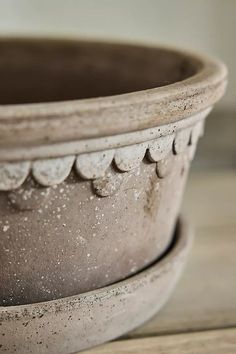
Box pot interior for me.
[0,39,201,105]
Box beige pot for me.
[0,38,227,306]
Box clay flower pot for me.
[0,38,227,306]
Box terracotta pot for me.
[0,38,227,306]
[0,218,192,354]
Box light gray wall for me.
[0,0,234,110]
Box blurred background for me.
[0,0,235,169]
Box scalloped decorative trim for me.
[0,120,204,192]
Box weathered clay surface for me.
[0,39,227,307]
[0,218,192,354]
[0,148,190,306]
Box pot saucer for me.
[0,218,192,354]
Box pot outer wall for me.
[0,218,192,354]
[0,149,190,306]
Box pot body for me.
[0,38,227,306]
[0,122,201,306]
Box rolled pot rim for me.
[0,217,192,318]
[0,36,227,150]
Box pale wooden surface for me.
[83,171,236,353]
[85,328,236,354]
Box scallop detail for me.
[173,128,192,154]
[0,120,205,192]
[156,155,175,178]
[75,150,114,179]
[147,135,174,162]
[0,161,30,191]
[190,120,205,145]
[188,121,205,160]
[32,156,75,186]
[188,144,197,161]
[114,143,147,171]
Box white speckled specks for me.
[3,224,10,232]
[8,180,51,211]
[93,170,127,197]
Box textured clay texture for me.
[0,152,189,306]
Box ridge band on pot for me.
[0,110,206,196]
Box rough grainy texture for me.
[0,219,192,354]
[0,38,227,351]
[0,116,201,305]
[0,152,189,306]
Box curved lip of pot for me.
[0,36,227,149]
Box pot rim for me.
[0,36,227,149]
